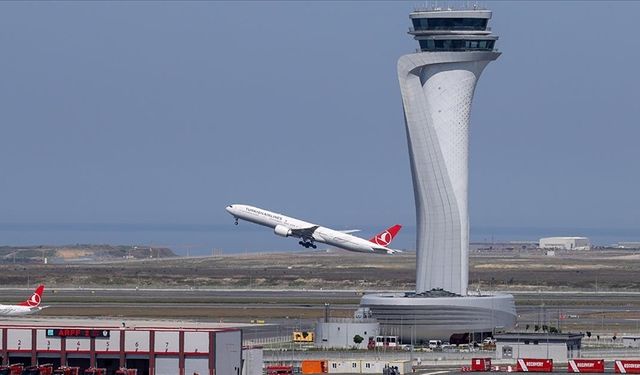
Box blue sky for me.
[0,1,638,237]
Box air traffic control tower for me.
[360,7,517,342]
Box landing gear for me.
[298,241,317,249]
[234,218,238,226]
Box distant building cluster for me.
[539,237,591,251]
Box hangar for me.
[539,237,591,251]
[0,319,242,375]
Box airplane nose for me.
[225,205,234,213]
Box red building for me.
[0,319,242,375]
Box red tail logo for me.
[18,285,44,307]
[369,225,402,247]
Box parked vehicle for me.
[428,340,442,349]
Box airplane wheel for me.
[311,244,317,249]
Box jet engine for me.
[274,225,292,237]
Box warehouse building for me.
[0,319,242,375]
[539,237,591,251]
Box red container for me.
[615,360,640,374]
[516,358,553,372]
[568,359,605,373]
[471,358,492,372]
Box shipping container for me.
[516,358,553,372]
[301,360,327,374]
[568,359,604,373]
[266,365,293,375]
[615,360,640,374]
[471,358,492,372]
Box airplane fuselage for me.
[0,305,43,316]
[226,204,398,254]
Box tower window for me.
[419,39,495,52]
[412,17,488,31]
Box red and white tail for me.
[369,225,402,247]
[18,285,45,307]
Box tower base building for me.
[360,7,516,342]
[360,292,516,342]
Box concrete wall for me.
[327,360,412,374]
[242,348,263,375]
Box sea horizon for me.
[0,222,637,256]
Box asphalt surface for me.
[1,288,639,338]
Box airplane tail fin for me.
[18,285,44,307]
[369,224,402,247]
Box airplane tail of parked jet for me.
[369,224,402,247]
[0,284,47,316]
[18,285,44,308]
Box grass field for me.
[1,249,638,292]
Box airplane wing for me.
[338,229,361,234]
[290,226,319,240]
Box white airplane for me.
[225,204,403,255]
[0,285,47,316]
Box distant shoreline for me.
[0,223,638,256]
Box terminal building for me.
[360,6,516,342]
[0,319,242,375]
[539,237,591,250]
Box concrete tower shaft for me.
[399,52,498,295]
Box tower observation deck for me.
[409,8,497,52]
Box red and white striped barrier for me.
[516,358,553,372]
[568,359,605,373]
[615,360,640,374]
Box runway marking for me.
[420,371,451,375]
